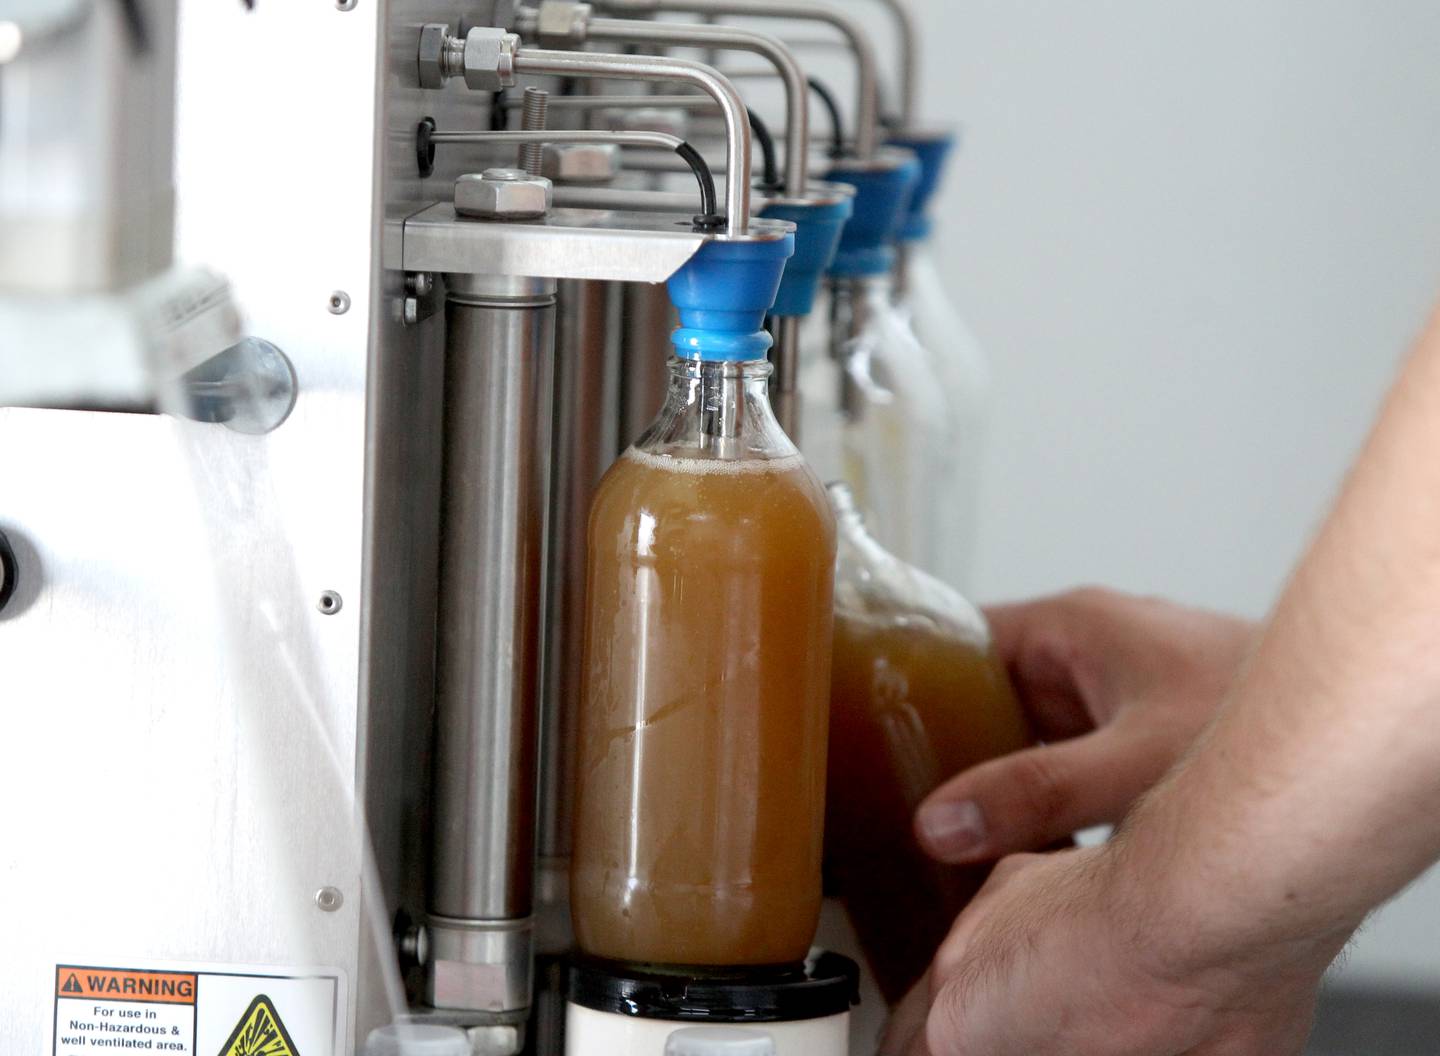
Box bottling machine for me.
[0,1,956,1052]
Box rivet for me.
[328,291,351,315]
[315,887,344,912]
[317,590,343,615]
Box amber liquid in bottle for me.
[824,492,1032,1001]
[572,439,836,968]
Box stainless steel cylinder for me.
[428,272,558,1014]
[539,279,622,867]
[618,282,677,451]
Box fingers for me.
[984,586,1140,740]
[915,724,1176,863]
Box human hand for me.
[878,844,1339,1056]
[915,588,1255,865]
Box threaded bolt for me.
[519,86,549,176]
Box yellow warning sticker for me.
[216,995,300,1056]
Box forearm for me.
[1117,309,1440,968]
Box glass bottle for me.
[895,241,990,592]
[823,275,950,570]
[571,353,837,969]
[823,483,1031,1002]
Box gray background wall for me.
[790,0,1440,987]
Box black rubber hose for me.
[675,141,724,230]
[808,75,847,160]
[747,107,782,193]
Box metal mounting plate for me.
[399,205,789,283]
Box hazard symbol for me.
[216,995,301,1056]
[60,973,82,994]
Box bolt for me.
[328,291,350,315]
[406,272,434,298]
[317,590,343,615]
[314,887,344,912]
[519,87,549,176]
[398,924,429,969]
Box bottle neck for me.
[635,355,797,461]
[828,274,896,355]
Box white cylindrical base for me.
[565,1004,849,1056]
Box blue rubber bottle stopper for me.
[760,192,854,318]
[825,151,923,278]
[667,232,796,362]
[887,130,958,244]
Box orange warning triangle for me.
[60,973,83,994]
[216,994,300,1056]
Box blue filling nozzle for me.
[666,233,796,362]
[888,130,959,244]
[825,151,923,278]
[760,191,855,318]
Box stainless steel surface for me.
[519,6,809,193]
[402,205,791,284]
[428,274,557,1014]
[425,916,536,1015]
[618,281,677,448]
[419,23,450,88]
[770,314,802,440]
[520,87,550,175]
[455,168,555,219]
[531,0,591,46]
[459,26,522,91]
[590,0,880,158]
[542,143,621,184]
[539,278,622,865]
[512,47,752,234]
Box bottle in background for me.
[823,482,1031,1002]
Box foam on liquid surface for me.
[623,446,805,477]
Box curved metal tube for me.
[579,19,808,194]
[429,128,685,152]
[514,47,751,234]
[591,0,879,158]
[864,0,918,128]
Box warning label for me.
[52,963,342,1056]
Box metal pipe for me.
[497,93,715,111]
[575,17,808,194]
[515,47,751,234]
[539,279,622,868]
[618,282,677,449]
[867,0,919,128]
[590,0,879,157]
[428,273,557,1014]
[552,184,779,213]
[769,314,802,440]
[430,128,685,152]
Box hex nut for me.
[541,143,619,184]
[461,27,519,92]
[417,23,449,89]
[535,0,591,46]
[455,169,553,219]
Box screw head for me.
[328,291,351,315]
[314,887,344,912]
